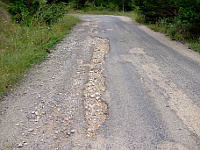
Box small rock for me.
[71,130,75,133]
[28,128,34,132]
[95,92,100,96]
[24,143,28,146]
[18,143,23,148]
[55,131,59,134]
[34,116,39,122]
[90,94,95,98]
[35,111,39,116]
[31,111,35,114]
[166,105,170,107]
[64,118,69,121]
[41,112,46,115]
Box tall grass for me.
[0,13,80,98]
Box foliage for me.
[190,43,200,52]
[8,0,30,23]
[8,0,66,25]
[33,2,66,25]
[131,0,200,43]
[66,0,78,10]
[132,0,200,26]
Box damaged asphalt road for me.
[0,15,200,150]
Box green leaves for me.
[132,0,200,40]
[8,0,66,25]
[8,0,30,23]
[33,3,66,25]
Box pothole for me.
[83,37,109,138]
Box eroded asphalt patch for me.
[0,16,109,149]
[82,37,109,138]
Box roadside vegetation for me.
[0,0,80,98]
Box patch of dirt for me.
[82,37,109,138]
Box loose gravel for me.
[0,16,109,150]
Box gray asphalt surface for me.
[79,15,200,149]
[0,15,200,150]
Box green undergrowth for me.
[190,43,200,52]
[147,23,200,52]
[0,12,80,98]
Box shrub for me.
[8,0,30,23]
[8,0,66,25]
[33,3,66,25]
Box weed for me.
[33,3,66,25]
[190,43,200,52]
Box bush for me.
[132,0,200,42]
[8,0,30,23]
[8,0,66,25]
[33,3,66,25]
[66,0,78,10]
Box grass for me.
[190,43,200,52]
[147,23,200,52]
[0,7,80,98]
